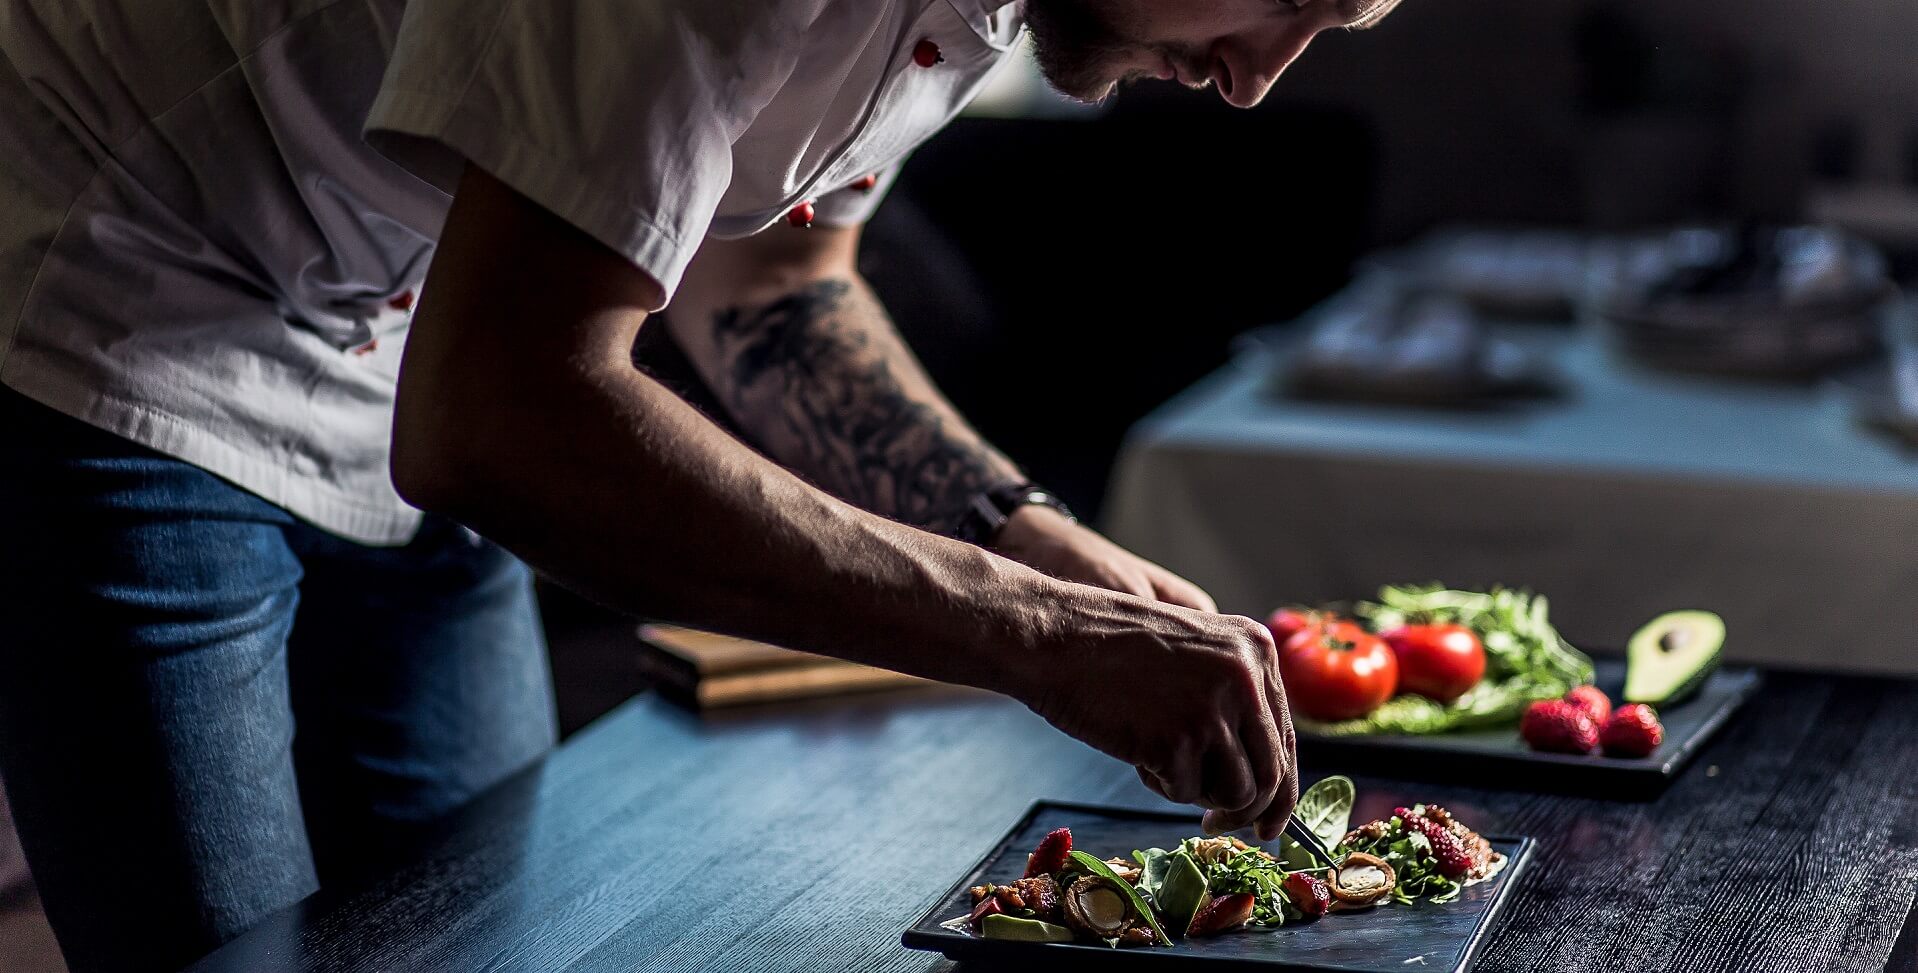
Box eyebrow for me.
[1339,0,1404,30]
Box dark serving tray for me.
[1296,659,1761,799]
[902,801,1535,972]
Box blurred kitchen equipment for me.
[1598,225,1895,379]
[1365,228,1599,321]
[1276,284,1559,408]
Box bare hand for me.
[1020,591,1299,840]
[993,506,1216,612]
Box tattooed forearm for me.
[707,278,1018,535]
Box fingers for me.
[1229,705,1288,841]
[1211,618,1293,840]
[1082,560,1155,601]
[1196,621,1288,836]
[1117,609,1294,844]
[1252,752,1300,842]
[1147,565,1217,613]
[1143,738,1203,805]
[1115,569,1158,601]
[1201,687,1287,837]
[1253,652,1301,840]
[1196,724,1258,814]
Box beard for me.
[1023,0,1135,101]
[1023,0,1210,103]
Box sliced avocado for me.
[1156,852,1208,938]
[979,914,1076,943]
[1625,610,1725,705]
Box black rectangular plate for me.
[902,801,1535,972]
[1297,660,1761,798]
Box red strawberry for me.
[1188,892,1256,937]
[1023,827,1072,878]
[1395,808,1471,878]
[1283,872,1331,917]
[1521,699,1599,754]
[967,895,1003,930]
[1562,685,1612,725]
[1601,704,1664,758]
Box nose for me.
[1211,19,1326,108]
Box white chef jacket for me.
[0,0,1022,544]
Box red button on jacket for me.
[912,39,942,67]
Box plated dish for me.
[903,792,1534,972]
[1272,585,1725,761]
[1272,585,1756,795]
[942,778,1503,948]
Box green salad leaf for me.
[1068,851,1171,945]
[1296,775,1355,848]
[1132,847,1172,902]
[1303,584,1595,737]
[1155,852,1208,937]
[1276,834,1319,872]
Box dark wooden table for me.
[186,672,1918,973]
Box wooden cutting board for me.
[636,624,931,708]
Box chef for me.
[0,0,1398,969]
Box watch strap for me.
[952,481,1076,546]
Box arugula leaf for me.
[1296,775,1355,848]
[1068,851,1171,946]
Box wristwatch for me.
[953,481,1077,547]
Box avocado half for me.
[1624,610,1725,706]
[979,914,1075,943]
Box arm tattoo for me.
[709,278,1010,535]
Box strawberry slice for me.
[967,895,1004,930]
[1283,872,1331,917]
[1023,827,1072,878]
[1188,892,1256,937]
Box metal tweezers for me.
[1283,815,1340,868]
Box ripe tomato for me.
[1279,619,1399,721]
[1381,624,1485,703]
[1265,607,1316,647]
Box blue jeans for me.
[0,387,558,973]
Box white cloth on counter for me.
[0,0,1022,543]
[1104,326,1918,677]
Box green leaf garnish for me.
[1296,775,1355,848]
[1133,847,1172,902]
[1156,852,1207,938]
